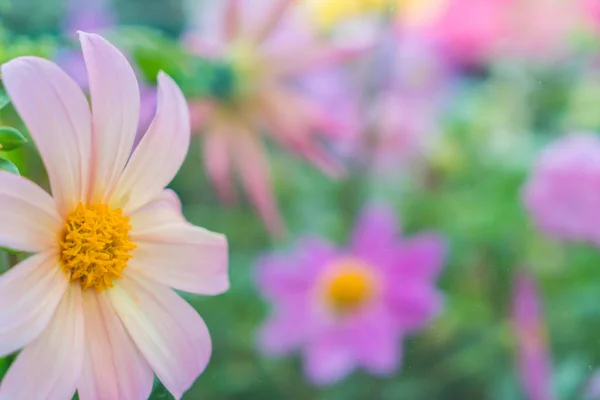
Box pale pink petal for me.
[1,56,91,216]
[224,0,241,40]
[129,190,185,232]
[203,130,234,203]
[79,32,140,202]
[0,284,84,399]
[259,90,343,178]
[303,331,356,386]
[189,100,213,132]
[77,290,154,400]
[234,132,284,236]
[0,251,67,357]
[252,0,293,43]
[0,171,62,252]
[112,72,190,213]
[129,200,229,295]
[109,274,212,399]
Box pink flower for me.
[412,0,582,65]
[0,32,229,399]
[185,0,362,236]
[522,133,600,244]
[306,34,448,172]
[256,204,446,385]
[512,272,555,400]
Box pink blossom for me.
[522,133,600,244]
[256,204,446,385]
[0,32,228,399]
[184,0,363,236]
[411,0,582,65]
[305,34,448,172]
[512,272,555,400]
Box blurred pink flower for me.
[305,33,448,172]
[185,0,363,236]
[523,133,600,244]
[256,204,446,385]
[512,272,554,400]
[411,0,581,65]
[0,33,228,399]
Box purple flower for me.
[512,272,555,400]
[256,204,446,385]
[523,133,600,244]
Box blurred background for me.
[2,0,600,399]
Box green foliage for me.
[108,27,237,100]
[0,157,19,175]
[0,126,26,151]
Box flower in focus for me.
[185,0,362,236]
[0,32,228,399]
[512,272,555,400]
[256,204,446,385]
[522,133,600,245]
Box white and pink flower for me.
[0,32,228,399]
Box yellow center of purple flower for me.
[59,203,136,292]
[324,259,376,314]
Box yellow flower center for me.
[59,203,136,292]
[323,259,376,314]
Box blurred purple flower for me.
[523,133,600,245]
[304,33,448,172]
[184,0,366,236]
[256,204,446,385]
[56,0,156,137]
[512,272,555,400]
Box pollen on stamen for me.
[59,203,136,292]
[321,258,377,315]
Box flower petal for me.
[77,290,154,400]
[109,274,212,399]
[396,233,447,281]
[0,284,84,400]
[233,132,284,236]
[0,171,62,252]
[129,199,229,295]
[224,0,241,40]
[79,32,140,202]
[0,251,67,357]
[350,204,399,265]
[344,308,401,375]
[303,331,355,386]
[111,72,190,214]
[203,130,234,203]
[1,56,91,215]
[386,285,443,332]
[252,0,292,43]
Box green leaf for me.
[0,87,9,110]
[0,247,20,255]
[0,126,26,151]
[0,158,19,174]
